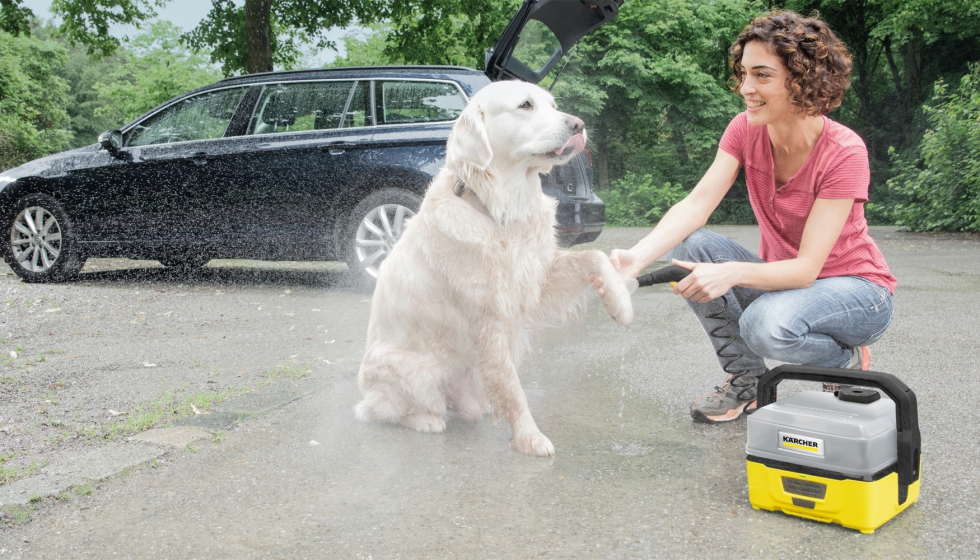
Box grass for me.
[87,361,314,441]
[264,361,315,383]
[0,457,42,485]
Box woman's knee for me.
[668,229,723,263]
[739,304,801,358]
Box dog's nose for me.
[566,116,585,134]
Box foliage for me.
[549,0,761,225]
[325,23,404,68]
[384,0,519,67]
[182,0,305,76]
[601,173,687,227]
[884,63,980,231]
[0,0,33,36]
[0,28,73,171]
[184,0,387,76]
[91,21,220,127]
[50,0,161,57]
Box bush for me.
[0,29,72,171]
[601,172,687,227]
[885,63,980,232]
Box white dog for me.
[354,81,633,456]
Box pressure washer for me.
[635,264,921,533]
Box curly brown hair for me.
[730,11,852,116]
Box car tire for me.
[157,253,211,270]
[3,193,86,283]
[344,188,422,285]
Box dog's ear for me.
[446,103,492,175]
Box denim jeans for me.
[666,229,894,378]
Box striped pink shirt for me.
[719,112,896,293]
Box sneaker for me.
[690,372,758,423]
[822,346,870,393]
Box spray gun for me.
[622,264,691,293]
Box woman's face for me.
[739,40,797,126]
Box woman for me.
[594,11,896,423]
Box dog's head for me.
[446,81,586,223]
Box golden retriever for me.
[354,81,633,456]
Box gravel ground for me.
[0,257,369,485]
[1,226,979,558]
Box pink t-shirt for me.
[719,112,897,293]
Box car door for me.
[70,86,251,244]
[202,79,374,258]
[485,0,623,83]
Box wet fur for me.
[355,81,633,456]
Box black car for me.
[0,0,622,284]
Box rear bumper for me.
[550,189,605,246]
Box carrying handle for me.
[758,365,921,499]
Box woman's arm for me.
[611,148,742,278]
[673,197,855,303]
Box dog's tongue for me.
[555,134,586,155]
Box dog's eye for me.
[519,100,533,110]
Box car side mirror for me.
[98,130,124,154]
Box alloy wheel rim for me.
[9,206,63,273]
[354,203,415,278]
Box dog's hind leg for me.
[357,353,449,433]
[446,367,484,422]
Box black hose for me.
[637,264,749,394]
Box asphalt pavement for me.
[1,226,978,558]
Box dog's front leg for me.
[477,322,554,457]
[537,250,633,327]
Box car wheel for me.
[3,193,86,283]
[345,188,422,284]
[157,253,211,270]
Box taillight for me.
[585,148,593,168]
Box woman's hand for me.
[671,259,737,303]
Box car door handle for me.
[191,152,209,165]
[322,142,355,156]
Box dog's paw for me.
[401,414,447,433]
[513,430,555,457]
[598,269,634,327]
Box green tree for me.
[91,21,220,126]
[885,64,980,231]
[182,0,389,75]
[325,23,404,68]
[0,28,73,170]
[384,0,519,67]
[552,0,762,223]
[0,0,33,36]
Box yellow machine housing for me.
[747,365,921,534]
[746,457,920,534]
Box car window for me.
[248,81,355,135]
[127,87,248,147]
[509,19,563,77]
[342,81,371,128]
[377,81,466,125]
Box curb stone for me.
[0,377,323,508]
[0,444,165,507]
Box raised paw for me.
[597,265,634,327]
[513,430,555,457]
[401,413,447,433]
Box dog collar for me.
[452,178,491,217]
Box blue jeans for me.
[666,229,894,377]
